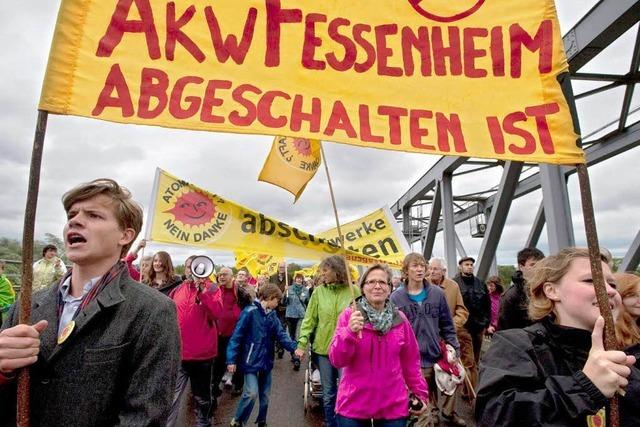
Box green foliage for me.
[288,263,303,275]
[498,265,516,288]
[0,236,69,286]
[174,265,185,276]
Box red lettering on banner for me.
[139,67,169,118]
[402,26,431,77]
[490,26,505,76]
[89,63,563,157]
[378,106,408,145]
[353,24,376,73]
[510,20,553,78]
[166,3,205,62]
[504,111,536,154]
[204,5,257,64]
[324,101,357,138]
[265,0,302,67]
[432,27,462,76]
[359,105,384,143]
[169,75,204,119]
[525,103,559,154]
[302,13,327,70]
[92,64,134,117]
[375,24,403,77]
[487,104,559,156]
[326,18,357,71]
[436,113,467,153]
[463,28,488,78]
[200,79,232,123]
[229,84,260,126]
[257,91,291,128]
[290,95,322,132]
[96,0,160,59]
[487,116,505,154]
[409,109,436,150]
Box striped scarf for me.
[57,261,127,319]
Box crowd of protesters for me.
[0,178,639,427]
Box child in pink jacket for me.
[329,264,428,426]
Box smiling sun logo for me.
[408,0,485,22]
[276,137,321,173]
[292,138,312,156]
[166,190,216,227]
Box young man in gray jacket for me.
[0,179,181,426]
[391,253,460,425]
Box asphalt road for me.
[179,355,476,427]
[179,354,324,427]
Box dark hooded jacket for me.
[476,318,640,427]
[497,270,531,330]
[453,274,490,333]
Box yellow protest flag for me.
[146,168,398,267]
[317,207,410,267]
[40,0,583,165]
[234,251,284,277]
[258,136,322,202]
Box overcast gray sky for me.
[0,0,638,268]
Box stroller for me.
[303,351,323,414]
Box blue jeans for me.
[314,353,339,427]
[234,371,272,424]
[336,415,408,427]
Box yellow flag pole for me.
[320,144,357,311]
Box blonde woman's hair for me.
[528,247,608,321]
[614,272,640,348]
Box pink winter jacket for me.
[329,305,429,420]
[171,280,223,361]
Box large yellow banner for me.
[146,168,400,266]
[40,0,583,164]
[317,206,410,267]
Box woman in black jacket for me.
[475,248,639,426]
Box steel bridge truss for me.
[391,0,640,277]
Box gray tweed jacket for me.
[0,270,181,426]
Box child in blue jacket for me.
[227,283,297,427]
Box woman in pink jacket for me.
[329,264,429,426]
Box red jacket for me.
[123,253,140,281]
[171,280,222,361]
[217,283,242,337]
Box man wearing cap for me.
[453,256,490,389]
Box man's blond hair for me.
[62,179,143,257]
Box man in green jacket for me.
[294,255,360,427]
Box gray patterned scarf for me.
[359,298,394,335]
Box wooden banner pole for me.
[576,162,619,427]
[320,144,357,310]
[17,110,49,427]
